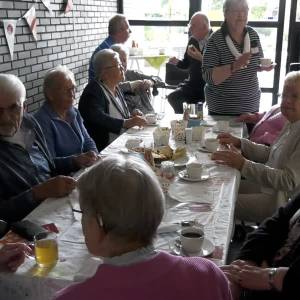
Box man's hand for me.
[187,45,203,61]
[73,151,99,168]
[168,56,179,64]
[0,243,32,272]
[123,115,147,129]
[32,175,76,201]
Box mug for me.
[180,226,204,253]
[204,138,219,153]
[186,161,203,179]
[145,113,157,125]
[34,232,58,268]
[260,58,272,67]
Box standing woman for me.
[202,0,273,115]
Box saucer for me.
[146,122,158,127]
[155,156,189,168]
[178,170,210,182]
[171,238,215,257]
[198,146,212,153]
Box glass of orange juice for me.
[34,232,58,268]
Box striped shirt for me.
[202,26,263,115]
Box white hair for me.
[223,0,249,13]
[43,65,75,100]
[0,74,26,104]
[93,49,119,80]
[78,155,165,245]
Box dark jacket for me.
[238,192,300,300]
[79,80,130,151]
[0,114,56,222]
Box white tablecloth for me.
[0,115,243,299]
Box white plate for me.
[146,122,159,127]
[155,156,189,168]
[178,169,210,182]
[171,238,215,257]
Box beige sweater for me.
[241,120,300,208]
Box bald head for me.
[189,12,210,40]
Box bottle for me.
[196,102,203,120]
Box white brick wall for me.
[0,0,118,112]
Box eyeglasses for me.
[279,93,300,102]
[0,103,22,115]
[72,209,104,228]
[104,63,123,70]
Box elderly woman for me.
[110,43,155,114]
[212,71,300,223]
[79,49,147,151]
[202,0,273,115]
[35,66,98,174]
[55,155,231,300]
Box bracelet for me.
[268,268,278,291]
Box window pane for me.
[297,0,300,21]
[124,0,189,21]
[255,27,277,88]
[201,0,279,22]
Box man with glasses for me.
[0,74,76,223]
[89,14,132,82]
[80,49,146,151]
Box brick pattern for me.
[0,0,117,112]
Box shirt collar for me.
[102,245,157,266]
[43,101,76,122]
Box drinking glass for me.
[34,232,58,268]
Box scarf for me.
[221,22,250,59]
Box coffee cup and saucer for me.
[178,161,210,182]
[171,226,215,257]
[145,113,158,126]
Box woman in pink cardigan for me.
[237,105,286,145]
[55,155,231,300]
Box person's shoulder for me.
[247,26,259,37]
[209,28,222,39]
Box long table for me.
[0,115,244,300]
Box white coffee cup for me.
[204,138,219,153]
[145,113,157,125]
[216,120,230,132]
[186,161,203,179]
[180,226,205,254]
[260,58,272,67]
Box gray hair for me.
[108,14,127,36]
[0,74,26,104]
[93,49,119,80]
[78,155,165,245]
[285,70,300,86]
[223,0,249,13]
[43,65,75,100]
[110,43,128,57]
[190,11,210,28]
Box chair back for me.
[165,62,189,86]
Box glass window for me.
[123,0,189,21]
[201,0,279,22]
[297,0,300,21]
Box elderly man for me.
[80,49,146,151]
[0,74,76,222]
[167,11,212,113]
[89,14,131,82]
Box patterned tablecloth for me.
[0,115,244,300]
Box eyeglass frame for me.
[0,102,23,116]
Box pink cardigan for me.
[55,251,232,300]
[250,106,286,145]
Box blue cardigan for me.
[35,102,98,172]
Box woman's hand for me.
[217,133,241,148]
[74,151,99,168]
[0,243,32,272]
[232,52,251,72]
[211,144,245,170]
[236,113,259,124]
[259,64,275,72]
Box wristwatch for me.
[268,267,278,290]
